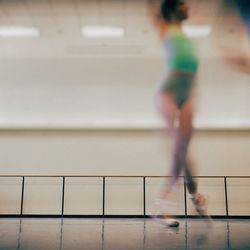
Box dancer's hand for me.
[220,46,250,75]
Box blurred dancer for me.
[148,0,209,227]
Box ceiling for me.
[0,0,248,58]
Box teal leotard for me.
[159,26,198,108]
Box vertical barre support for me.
[61,177,65,216]
[20,176,25,215]
[102,177,106,216]
[143,177,146,217]
[224,177,229,217]
[183,177,187,218]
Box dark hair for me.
[160,0,179,21]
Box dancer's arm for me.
[220,47,250,74]
[147,0,168,39]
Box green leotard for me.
[165,26,198,74]
[159,26,198,108]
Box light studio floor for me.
[0,218,250,250]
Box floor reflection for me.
[0,218,249,250]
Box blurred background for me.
[0,0,249,129]
[0,0,249,216]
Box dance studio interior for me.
[0,0,249,249]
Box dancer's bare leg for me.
[179,98,198,195]
[183,157,197,195]
[157,91,180,200]
[152,91,181,227]
[157,93,195,200]
[180,99,211,220]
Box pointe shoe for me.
[191,193,208,217]
[151,198,180,228]
[191,193,213,227]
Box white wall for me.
[0,129,249,176]
[0,57,249,129]
[0,129,249,216]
